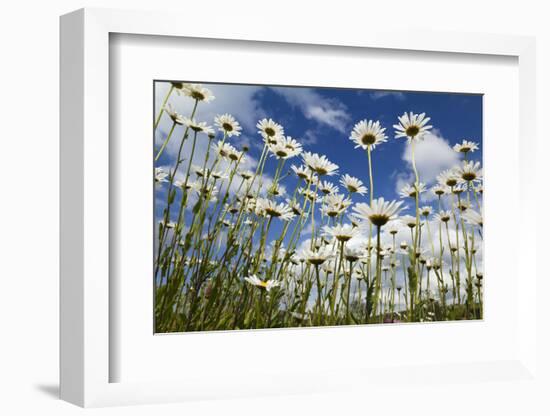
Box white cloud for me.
[370,91,406,101]
[270,87,351,133]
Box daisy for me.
[214,113,242,137]
[257,118,284,142]
[182,117,215,135]
[303,246,335,266]
[349,119,387,150]
[302,152,339,176]
[212,141,236,160]
[399,241,409,250]
[437,169,461,188]
[286,199,304,216]
[323,224,358,242]
[299,187,319,202]
[181,83,215,102]
[344,246,364,262]
[291,164,311,180]
[318,180,339,195]
[239,170,254,180]
[399,182,427,199]
[401,215,418,229]
[431,184,448,197]
[164,103,185,125]
[453,139,479,154]
[321,194,352,217]
[255,198,295,221]
[456,200,471,212]
[281,136,303,153]
[211,170,229,181]
[457,161,483,183]
[420,206,433,217]
[352,197,404,227]
[474,184,484,194]
[244,275,280,292]
[385,222,402,235]
[269,139,302,159]
[154,167,169,185]
[393,112,433,141]
[462,208,483,227]
[340,174,367,195]
[268,183,286,197]
[435,210,452,223]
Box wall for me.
[0,1,547,414]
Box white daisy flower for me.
[321,193,352,217]
[257,118,285,142]
[244,275,280,292]
[154,167,169,185]
[255,198,295,221]
[401,215,418,229]
[299,187,319,202]
[318,180,339,195]
[453,139,479,154]
[291,164,312,180]
[399,182,427,199]
[437,169,461,188]
[352,198,404,227]
[182,117,215,135]
[268,183,286,197]
[385,222,402,235]
[435,210,452,223]
[269,136,303,159]
[420,206,433,217]
[286,199,304,216]
[214,113,242,137]
[393,112,433,141]
[432,184,449,197]
[164,103,185,125]
[323,223,359,242]
[457,160,483,183]
[303,246,335,266]
[340,174,367,195]
[302,152,339,176]
[344,246,364,262]
[474,184,484,194]
[181,83,215,102]
[349,119,387,150]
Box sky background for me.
[154,81,483,298]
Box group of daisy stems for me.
[154,82,484,333]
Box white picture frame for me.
[60,7,538,407]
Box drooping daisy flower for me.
[174,179,199,191]
[154,167,169,185]
[352,197,404,227]
[211,169,229,181]
[462,208,483,227]
[255,198,295,221]
[393,112,433,141]
[181,83,215,102]
[349,119,387,150]
[257,118,284,142]
[303,246,335,266]
[239,170,254,180]
[164,103,185,125]
[399,182,427,199]
[318,180,339,195]
[420,206,433,217]
[244,275,280,292]
[457,161,483,183]
[426,257,442,271]
[182,117,215,135]
[435,210,452,223]
[453,139,479,154]
[214,113,242,137]
[437,169,461,188]
[302,152,339,176]
[323,223,359,242]
[340,174,367,195]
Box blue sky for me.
[154,81,482,253]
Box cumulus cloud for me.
[270,87,351,133]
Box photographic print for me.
[153,81,483,333]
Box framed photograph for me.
[60,8,538,408]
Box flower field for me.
[154,82,483,332]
